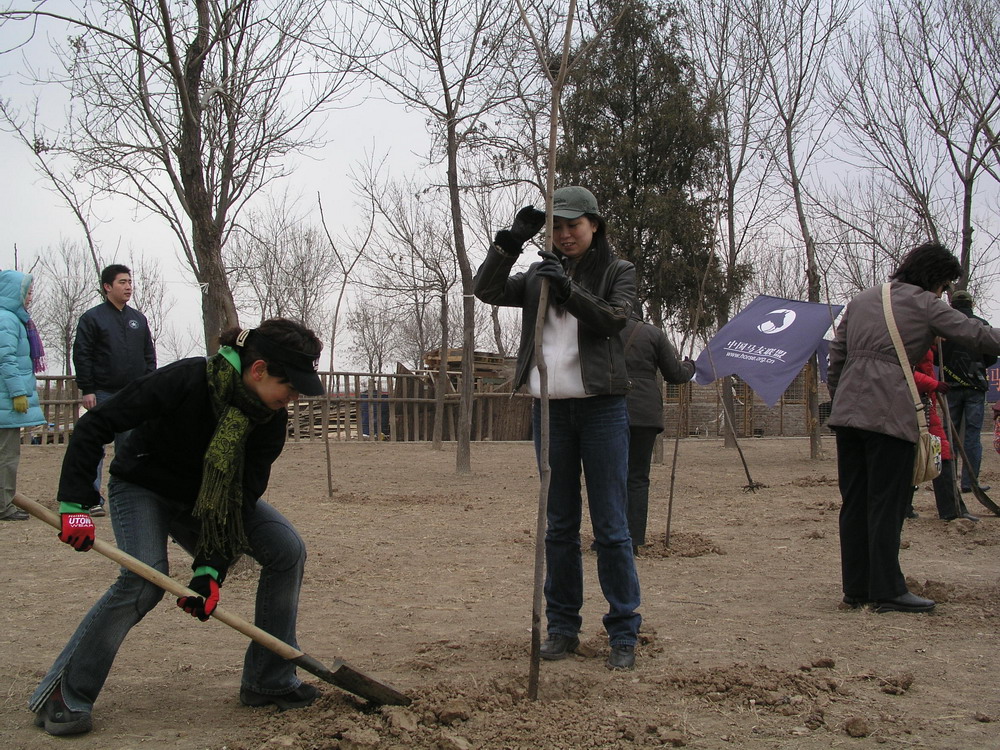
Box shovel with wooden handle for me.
[13,493,411,707]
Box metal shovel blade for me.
[13,494,411,706]
[291,654,410,706]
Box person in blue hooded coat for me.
[0,269,47,521]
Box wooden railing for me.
[30,369,869,445]
[27,372,533,446]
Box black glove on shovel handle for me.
[12,493,411,706]
[177,574,220,621]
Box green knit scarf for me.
[194,351,276,560]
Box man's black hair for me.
[101,264,132,290]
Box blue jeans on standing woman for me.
[533,395,641,646]
[30,478,307,714]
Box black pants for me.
[835,426,914,601]
[932,458,970,519]
[626,426,659,547]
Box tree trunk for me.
[445,119,473,474]
[179,0,239,351]
[193,232,239,351]
[959,173,975,288]
[785,125,823,459]
[433,295,448,449]
[721,377,737,448]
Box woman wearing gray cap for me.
[30,318,325,736]
[474,186,640,670]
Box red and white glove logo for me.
[59,513,95,551]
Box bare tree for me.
[156,323,204,363]
[0,0,354,348]
[686,0,779,448]
[127,250,170,356]
[828,0,1000,288]
[225,194,340,349]
[354,166,460,448]
[740,0,854,458]
[317,191,371,371]
[30,240,97,375]
[345,301,402,374]
[336,0,522,472]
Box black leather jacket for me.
[474,244,635,395]
[941,306,997,391]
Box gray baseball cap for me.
[951,290,974,307]
[551,186,600,219]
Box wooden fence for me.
[25,368,874,446]
[27,372,534,446]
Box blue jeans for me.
[91,390,131,503]
[533,396,641,646]
[30,478,307,714]
[946,388,986,489]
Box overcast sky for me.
[0,4,432,370]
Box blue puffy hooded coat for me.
[0,270,46,429]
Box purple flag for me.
[694,295,844,407]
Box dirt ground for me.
[3,435,1000,749]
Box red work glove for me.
[177,569,220,622]
[58,503,95,551]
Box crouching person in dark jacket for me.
[31,319,325,736]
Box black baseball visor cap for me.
[245,329,325,396]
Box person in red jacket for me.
[993,401,1000,456]
[912,346,977,521]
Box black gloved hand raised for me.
[535,250,572,303]
[494,206,546,255]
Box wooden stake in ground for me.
[515,0,579,703]
[13,493,410,706]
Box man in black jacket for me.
[73,264,156,515]
[942,290,997,492]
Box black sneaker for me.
[607,644,636,670]
[240,683,320,710]
[0,508,29,521]
[539,633,580,661]
[89,503,107,518]
[33,689,92,736]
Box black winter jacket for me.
[474,244,635,395]
[73,301,156,394]
[57,358,287,574]
[621,317,694,431]
[942,306,997,391]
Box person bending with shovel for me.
[30,318,325,736]
[474,186,641,670]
